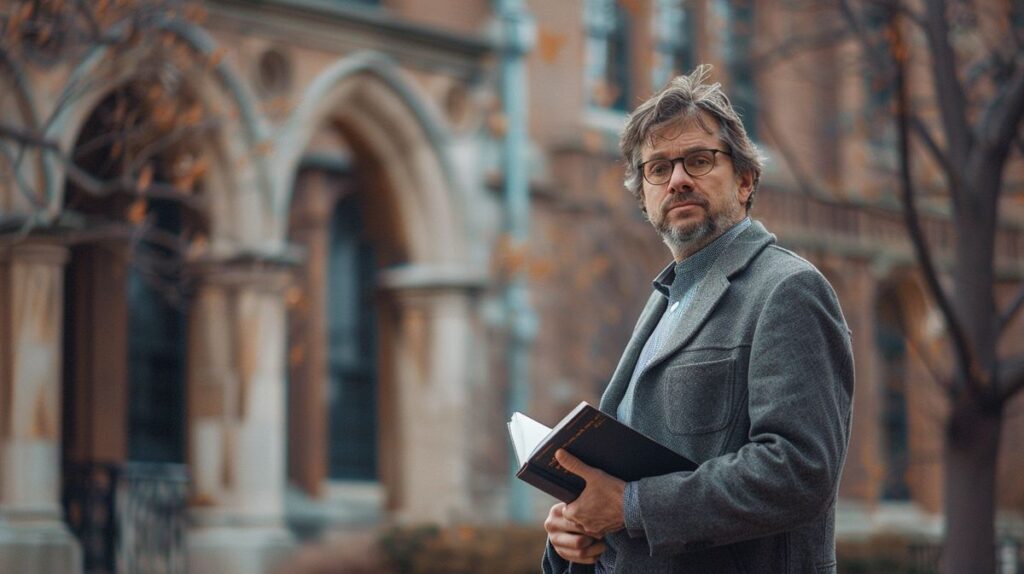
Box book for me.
[507,401,698,502]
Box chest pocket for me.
[660,358,736,435]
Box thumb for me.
[555,449,595,479]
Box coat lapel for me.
[599,291,666,413]
[640,221,776,376]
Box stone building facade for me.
[0,0,1022,572]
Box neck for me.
[668,233,719,262]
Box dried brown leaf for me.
[127,198,147,223]
[206,47,226,68]
[182,103,203,126]
[136,163,154,193]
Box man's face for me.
[639,114,753,260]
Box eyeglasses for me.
[637,149,732,185]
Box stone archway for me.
[275,52,484,524]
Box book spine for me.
[518,463,581,503]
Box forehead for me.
[641,113,721,158]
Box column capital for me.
[377,263,488,294]
[0,240,68,267]
[187,256,295,294]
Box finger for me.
[553,537,606,564]
[555,449,594,479]
[550,502,566,518]
[545,511,586,535]
[579,539,607,560]
[550,531,597,551]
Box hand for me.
[555,449,626,537]
[545,502,607,564]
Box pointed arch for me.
[274,51,469,264]
[39,18,271,245]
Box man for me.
[542,65,854,573]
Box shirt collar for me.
[652,217,752,302]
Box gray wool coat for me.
[543,221,854,574]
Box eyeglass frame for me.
[636,148,732,185]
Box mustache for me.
[661,192,708,214]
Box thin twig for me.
[998,284,1024,335]
[892,10,978,399]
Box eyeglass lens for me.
[643,150,717,183]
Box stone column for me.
[286,175,339,498]
[186,260,295,574]
[378,265,485,523]
[0,241,81,574]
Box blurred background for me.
[1,0,1023,572]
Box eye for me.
[687,153,713,168]
[647,160,672,178]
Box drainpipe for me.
[498,0,536,523]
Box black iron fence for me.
[63,461,189,574]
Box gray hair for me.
[619,64,764,212]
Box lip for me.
[665,202,703,215]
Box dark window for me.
[875,289,910,501]
[717,0,757,138]
[128,198,187,463]
[605,3,632,111]
[327,194,378,480]
[653,0,696,89]
[585,0,632,112]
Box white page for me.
[507,412,552,467]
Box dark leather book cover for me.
[514,401,697,502]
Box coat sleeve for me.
[633,268,854,556]
[542,541,596,574]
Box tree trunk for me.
[941,397,1002,574]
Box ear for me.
[735,171,754,206]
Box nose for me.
[666,159,695,193]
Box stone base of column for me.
[0,516,82,574]
[188,524,296,574]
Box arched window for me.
[326,193,379,480]
[127,197,187,463]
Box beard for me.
[651,192,741,253]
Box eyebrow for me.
[642,145,714,162]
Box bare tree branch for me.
[837,0,895,73]
[905,329,955,394]
[0,123,61,152]
[909,113,963,196]
[124,116,220,175]
[751,25,851,70]
[71,0,104,40]
[924,0,974,169]
[998,284,1024,335]
[977,61,1024,157]
[997,353,1024,403]
[892,12,978,398]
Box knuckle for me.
[570,535,590,550]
